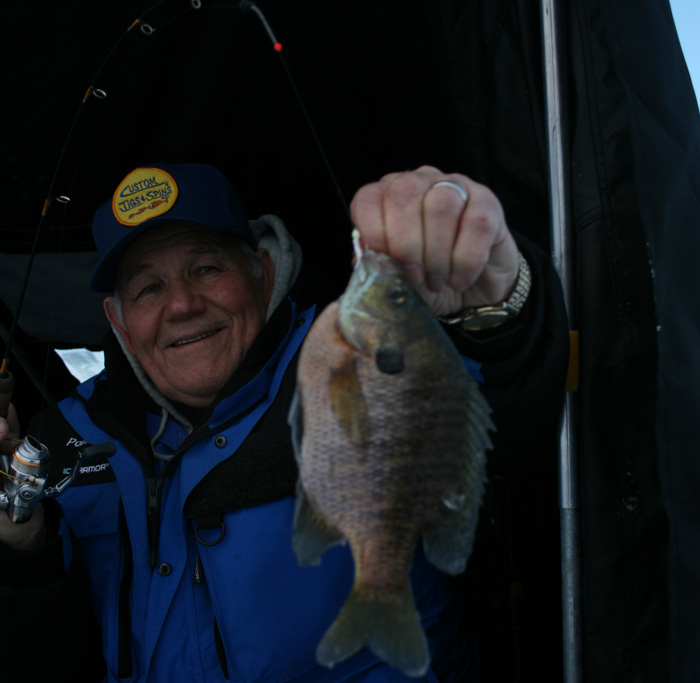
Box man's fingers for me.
[349,165,520,314]
[0,502,46,552]
[380,172,428,285]
[448,187,505,290]
[352,170,427,285]
[350,181,389,255]
[4,403,19,436]
[422,176,469,292]
[0,404,20,455]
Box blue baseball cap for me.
[90,163,256,292]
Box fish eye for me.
[388,286,407,305]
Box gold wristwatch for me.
[439,252,532,332]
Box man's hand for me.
[0,403,19,456]
[350,165,520,317]
[0,405,46,552]
[0,501,46,552]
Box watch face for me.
[460,307,511,331]
[440,254,530,332]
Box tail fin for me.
[316,584,430,678]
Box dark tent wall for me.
[2,0,469,430]
[3,1,464,258]
[565,1,669,680]
[3,4,565,681]
[3,1,699,682]
[591,2,700,682]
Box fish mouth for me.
[352,249,403,284]
[353,249,380,280]
[355,255,370,283]
[170,329,222,347]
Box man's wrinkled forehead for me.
[114,223,241,288]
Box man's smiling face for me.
[104,223,273,407]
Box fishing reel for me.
[0,435,115,523]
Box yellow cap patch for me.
[112,167,178,226]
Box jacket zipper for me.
[193,550,228,679]
[213,618,230,680]
[117,505,134,679]
[147,476,164,568]
[193,549,204,585]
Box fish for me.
[288,235,493,677]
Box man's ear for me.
[104,297,136,355]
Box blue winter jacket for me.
[0,236,571,683]
[42,299,476,682]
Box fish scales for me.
[289,248,492,678]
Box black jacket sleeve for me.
[446,233,570,678]
[445,233,570,468]
[0,467,106,683]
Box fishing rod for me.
[1,0,350,520]
[240,1,351,219]
[0,1,175,419]
[1,0,349,412]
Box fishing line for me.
[4,0,350,410]
[55,2,202,208]
[240,1,351,220]
[1,0,198,391]
[44,1,181,213]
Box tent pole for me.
[540,1,582,682]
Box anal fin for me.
[292,480,345,566]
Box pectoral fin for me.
[329,354,369,450]
[288,390,304,465]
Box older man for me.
[0,162,568,682]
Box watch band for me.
[439,252,532,332]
